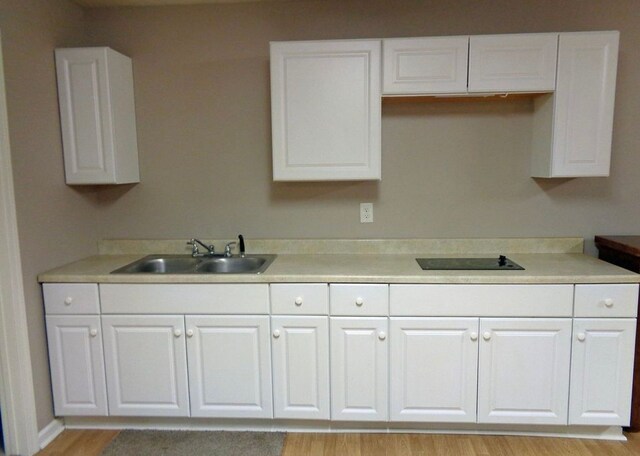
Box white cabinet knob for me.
[355,297,364,307]
[89,328,98,337]
[294,297,303,306]
[470,332,478,341]
[604,298,614,308]
[378,331,386,341]
[64,297,73,305]
[273,329,281,339]
[483,331,492,341]
[577,332,586,342]
[186,329,194,338]
[174,329,182,338]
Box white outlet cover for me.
[360,202,373,223]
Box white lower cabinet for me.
[185,315,272,418]
[330,317,388,421]
[271,316,330,419]
[46,315,108,416]
[569,318,636,425]
[101,315,190,416]
[477,318,572,425]
[390,318,479,422]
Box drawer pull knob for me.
[273,329,281,339]
[294,297,303,306]
[483,331,492,341]
[89,328,98,337]
[186,329,194,338]
[355,297,364,307]
[470,332,478,341]
[378,331,386,341]
[604,298,614,308]
[174,329,182,338]
[64,297,73,305]
[577,332,586,342]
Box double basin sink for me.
[111,254,277,275]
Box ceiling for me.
[73,0,283,7]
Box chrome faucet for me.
[187,238,216,257]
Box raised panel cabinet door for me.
[569,318,636,425]
[185,316,272,418]
[46,316,108,416]
[330,317,388,421]
[102,315,189,416]
[382,36,469,95]
[468,33,558,93]
[477,318,571,425]
[389,318,479,422]
[271,316,330,419]
[270,40,381,181]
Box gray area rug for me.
[101,430,285,456]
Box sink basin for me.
[111,254,276,274]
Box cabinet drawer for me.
[330,284,388,316]
[574,284,639,318]
[270,284,328,315]
[44,283,100,314]
[390,284,573,317]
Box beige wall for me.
[0,1,103,429]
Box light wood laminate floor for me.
[37,429,640,455]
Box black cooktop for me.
[416,255,524,271]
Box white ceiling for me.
[73,0,283,7]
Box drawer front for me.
[100,284,269,314]
[270,284,328,315]
[44,283,100,314]
[390,284,573,317]
[330,284,389,316]
[574,284,639,318]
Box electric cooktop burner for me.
[416,255,524,271]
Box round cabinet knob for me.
[294,297,303,306]
[174,329,182,338]
[355,297,364,307]
[483,331,492,341]
[186,329,194,338]
[470,332,478,341]
[577,332,586,342]
[378,331,387,341]
[273,329,281,339]
[89,328,98,337]
[64,297,73,305]
[604,298,614,308]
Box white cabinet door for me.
[478,318,571,424]
[55,47,139,185]
[185,316,272,418]
[532,31,619,177]
[468,33,558,93]
[383,36,469,95]
[389,318,479,422]
[270,40,381,181]
[569,318,636,425]
[46,316,108,416]
[102,315,189,416]
[271,316,330,419]
[330,317,388,421]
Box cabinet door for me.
[271,316,330,419]
[330,317,388,421]
[390,318,479,422]
[570,318,636,425]
[46,316,108,416]
[270,40,381,181]
[383,36,469,95]
[102,315,189,416]
[478,318,571,424]
[468,33,558,93]
[185,316,272,418]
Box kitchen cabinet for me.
[55,47,140,185]
[330,317,388,421]
[185,316,272,418]
[477,318,572,425]
[271,315,330,419]
[270,40,381,181]
[389,317,479,422]
[101,315,189,417]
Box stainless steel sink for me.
[111,254,276,274]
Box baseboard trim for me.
[38,419,65,449]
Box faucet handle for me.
[225,241,237,257]
[187,239,199,256]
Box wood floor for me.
[37,429,640,456]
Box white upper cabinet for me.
[270,40,381,181]
[382,36,469,95]
[55,47,140,185]
[468,33,558,93]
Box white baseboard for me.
[38,419,64,449]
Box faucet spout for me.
[187,238,216,257]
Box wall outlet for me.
[360,203,373,223]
